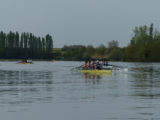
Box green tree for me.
[45,34,53,59]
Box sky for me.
[0,0,160,48]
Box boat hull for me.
[80,70,112,75]
[18,62,33,64]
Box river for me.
[0,61,159,120]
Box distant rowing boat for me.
[50,59,55,62]
[18,62,33,64]
[18,59,33,64]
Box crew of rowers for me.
[81,60,108,70]
[21,57,33,64]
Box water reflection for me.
[0,70,53,105]
[80,71,111,84]
[82,73,101,84]
[130,65,160,99]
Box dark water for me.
[0,61,160,120]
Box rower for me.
[96,61,101,70]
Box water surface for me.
[0,61,160,120]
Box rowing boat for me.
[18,59,33,64]
[20,62,33,64]
[18,62,33,64]
[80,69,112,75]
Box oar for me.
[108,64,129,71]
[71,66,83,71]
[108,64,124,68]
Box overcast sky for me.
[0,0,160,47]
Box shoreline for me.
[0,59,160,63]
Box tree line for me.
[0,31,53,59]
[54,40,124,61]
[54,23,160,62]
[1,23,160,62]
[125,23,160,62]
